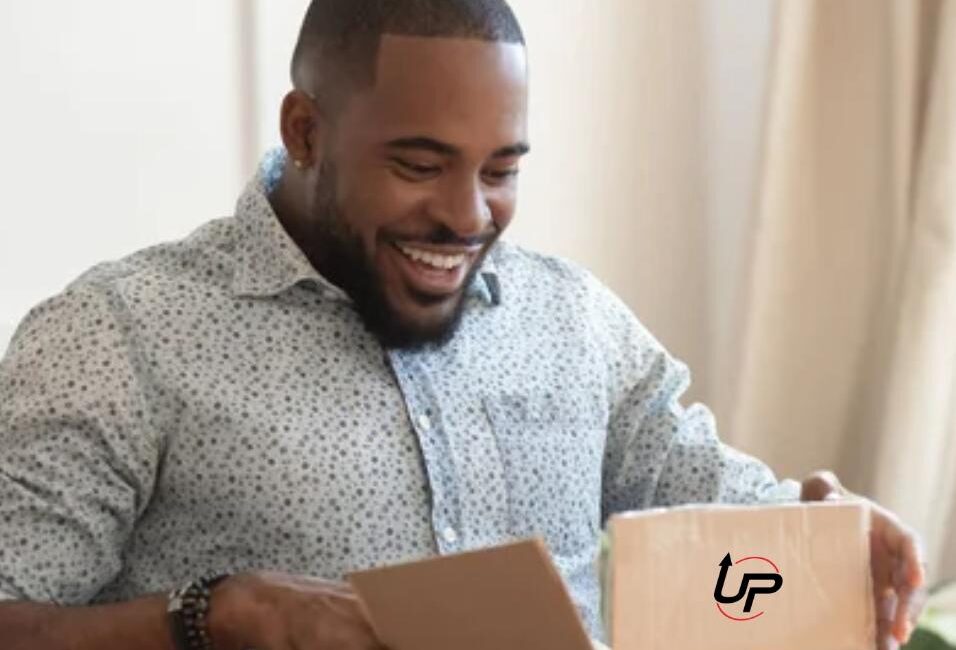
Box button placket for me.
[417,413,432,432]
[387,351,463,554]
[441,526,459,545]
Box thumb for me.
[800,470,845,502]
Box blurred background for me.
[0,1,953,585]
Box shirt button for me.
[417,414,432,432]
[442,526,459,544]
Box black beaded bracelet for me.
[167,574,230,650]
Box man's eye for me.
[483,168,520,183]
[392,158,440,178]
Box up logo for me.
[713,553,783,621]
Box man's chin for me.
[349,243,491,349]
[378,293,466,349]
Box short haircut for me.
[291,0,525,108]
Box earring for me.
[293,159,306,170]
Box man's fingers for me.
[881,544,926,644]
[878,588,897,623]
[868,503,927,644]
[892,578,928,644]
[892,586,914,642]
[320,591,372,622]
[897,530,927,588]
[876,589,899,650]
[870,528,894,589]
[877,632,900,650]
[873,503,926,588]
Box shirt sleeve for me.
[587,278,800,522]
[0,281,162,604]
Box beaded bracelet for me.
[167,574,230,650]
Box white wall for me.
[0,2,249,342]
[0,324,13,358]
[250,1,312,154]
[1,2,777,424]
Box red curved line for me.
[717,602,765,622]
[735,555,780,573]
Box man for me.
[0,1,924,649]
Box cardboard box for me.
[609,502,874,650]
[347,502,873,650]
[349,539,594,650]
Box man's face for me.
[305,36,529,348]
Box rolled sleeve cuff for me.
[759,477,802,503]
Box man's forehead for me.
[335,34,528,151]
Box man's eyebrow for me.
[385,137,458,156]
[384,137,531,159]
[492,142,531,158]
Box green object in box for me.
[904,583,956,650]
[906,628,954,650]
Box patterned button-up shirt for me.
[0,152,797,639]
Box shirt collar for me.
[231,150,346,300]
[231,149,501,306]
[472,251,502,306]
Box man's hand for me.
[208,571,386,650]
[801,471,927,650]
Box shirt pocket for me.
[482,392,605,558]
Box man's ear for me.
[280,89,322,169]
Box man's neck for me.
[268,170,322,270]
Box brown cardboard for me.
[348,539,594,650]
[610,502,874,650]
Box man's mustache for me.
[385,224,499,248]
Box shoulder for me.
[491,240,671,373]
[492,240,604,297]
[7,217,238,353]
[77,216,236,296]
[492,240,638,327]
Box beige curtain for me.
[731,0,956,584]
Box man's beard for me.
[308,163,493,350]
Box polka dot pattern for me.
[0,153,797,639]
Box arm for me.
[589,282,923,650]
[0,284,384,650]
[0,283,161,604]
[0,574,382,650]
[0,283,173,648]
[582,278,796,520]
[602,346,798,516]
[0,596,172,650]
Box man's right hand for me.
[209,572,386,650]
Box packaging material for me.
[609,502,874,650]
[909,582,956,649]
[348,539,594,650]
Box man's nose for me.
[433,176,492,239]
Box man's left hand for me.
[801,471,927,650]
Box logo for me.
[713,553,783,621]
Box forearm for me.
[0,595,173,650]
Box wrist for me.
[167,575,231,650]
[205,574,258,650]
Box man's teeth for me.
[396,243,466,270]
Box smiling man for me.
[272,12,529,349]
[0,2,924,650]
